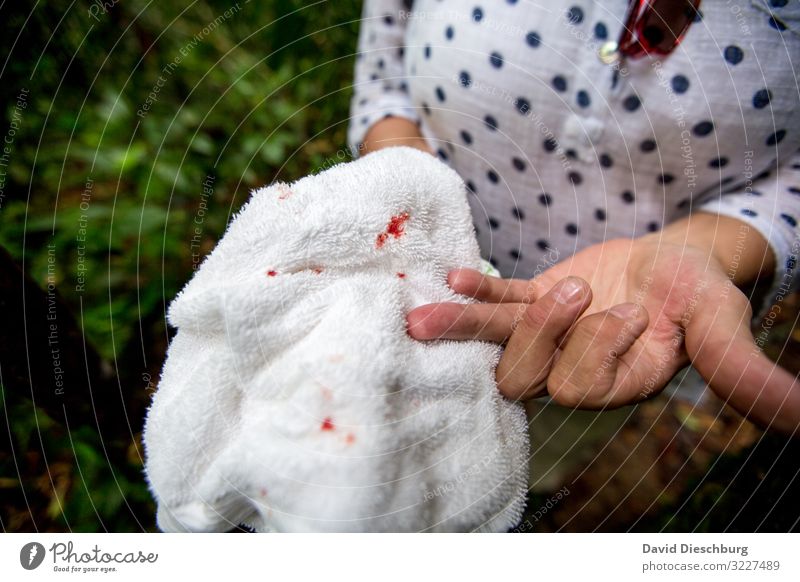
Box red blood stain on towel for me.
[375,212,410,248]
[345,433,356,445]
[396,272,406,279]
[312,267,323,274]
[321,417,335,431]
[267,270,278,277]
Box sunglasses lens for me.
[639,0,700,54]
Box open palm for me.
[407,237,800,433]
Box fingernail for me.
[609,303,641,319]
[554,277,585,304]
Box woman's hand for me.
[407,214,800,433]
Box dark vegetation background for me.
[0,1,797,532]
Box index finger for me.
[407,301,520,342]
[448,268,540,304]
[497,277,593,400]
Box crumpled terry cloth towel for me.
[143,146,530,532]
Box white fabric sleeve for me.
[347,0,419,156]
[698,152,800,314]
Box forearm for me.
[655,212,776,287]
[361,117,433,156]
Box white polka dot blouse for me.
[348,0,800,306]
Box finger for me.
[496,277,592,400]
[686,284,800,434]
[547,303,650,409]
[406,302,519,342]
[448,268,537,304]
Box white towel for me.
[143,146,529,532]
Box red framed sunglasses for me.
[614,0,702,59]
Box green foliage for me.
[1,0,359,531]
[0,391,156,531]
[641,433,800,533]
[1,1,796,534]
[1,0,359,360]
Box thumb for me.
[685,281,800,434]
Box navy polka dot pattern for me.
[710,156,729,168]
[671,75,690,94]
[349,0,800,301]
[724,45,744,64]
[515,97,531,115]
[768,15,787,31]
[594,22,608,39]
[693,121,714,136]
[566,6,584,25]
[767,129,786,146]
[623,95,641,111]
[753,89,772,109]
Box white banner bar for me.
[2,533,797,581]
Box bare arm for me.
[361,117,434,156]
